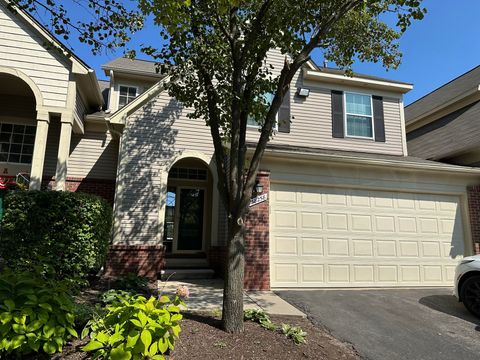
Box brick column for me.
[244,170,270,290]
[104,244,166,279]
[467,186,480,254]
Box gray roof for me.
[407,100,480,161]
[249,142,459,166]
[313,66,412,86]
[405,65,480,124]
[102,58,165,77]
[98,80,110,107]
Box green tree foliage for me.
[0,191,112,286]
[7,0,426,333]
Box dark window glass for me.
[0,124,36,163]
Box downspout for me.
[107,70,114,112]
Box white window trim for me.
[343,91,375,140]
[118,84,139,110]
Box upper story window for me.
[345,92,373,139]
[247,92,278,129]
[0,123,36,164]
[118,85,138,108]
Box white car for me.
[454,255,480,317]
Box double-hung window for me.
[118,85,138,108]
[247,92,278,129]
[345,92,374,139]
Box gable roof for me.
[102,58,165,78]
[1,0,103,107]
[405,65,480,126]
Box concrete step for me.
[165,258,209,269]
[161,268,215,281]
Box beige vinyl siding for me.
[68,126,118,180]
[260,88,404,155]
[43,119,60,177]
[0,3,70,108]
[74,90,87,126]
[113,50,407,244]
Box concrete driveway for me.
[276,288,480,360]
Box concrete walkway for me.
[158,278,305,317]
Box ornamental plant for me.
[0,191,112,286]
[0,268,78,356]
[82,292,186,359]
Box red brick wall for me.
[210,171,271,290]
[209,246,227,277]
[467,186,480,254]
[104,244,166,279]
[244,170,270,290]
[43,177,116,204]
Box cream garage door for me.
[270,184,466,287]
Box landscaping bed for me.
[173,313,359,360]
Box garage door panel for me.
[271,183,465,288]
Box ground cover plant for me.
[0,268,78,356]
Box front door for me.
[164,186,205,253]
[176,188,205,251]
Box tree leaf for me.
[26,320,42,332]
[39,303,53,312]
[43,340,57,354]
[126,330,140,348]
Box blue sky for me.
[60,0,480,105]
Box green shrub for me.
[0,190,112,285]
[100,289,134,305]
[281,324,307,344]
[114,272,150,293]
[0,268,78,356]
[82,293,185,359]
[244,309,277,331]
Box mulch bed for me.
[48,279,359,359]
[172,313,359,360]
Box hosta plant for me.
[82,292,186,359]
[0,268,78,356]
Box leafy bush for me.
[281,324,307,344]
[0,191,112,285]
[82,292,186,359]
[114,272,150,293]
[100,289,134,305]
[244,309,277,331]
[0,268,78,356]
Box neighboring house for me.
[2,1,480,291]
[405,65,480,263]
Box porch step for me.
[165,257,209,269]
[161,268,215,281]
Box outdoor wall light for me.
[254,180,264,195]
[298,88,310,97]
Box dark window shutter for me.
[278,90,291,133]
[372,95,386,142]
[331,90,344,138]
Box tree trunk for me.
[222,219,245,333]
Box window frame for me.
[117,84,139,109]
[0,123,36,165]
[343,91,375,140]
[246,92,279,131]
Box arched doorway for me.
[163,157,213,255]
[0,73,38,176]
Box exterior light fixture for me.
[298,88,310,97]
[254,180,264,195]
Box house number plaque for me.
[249,193,268,207]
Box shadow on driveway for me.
[419,294,480,330]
